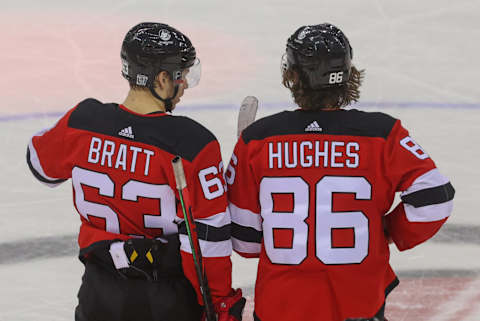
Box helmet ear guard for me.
[284,23,353,89]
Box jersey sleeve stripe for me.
[232,237,261,255]
[399,169,454,222]
[194,211,232,227]
[400,169,455,207]
[178,221,231,242]
[401,182,455,208]
[180,235,232,257]
[229,203,262,231]
[400,168,449,194]
[232,223,263,243]
[178,211,231,242]
[403,200,453,222]
[26,142,66,187]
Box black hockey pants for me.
[75,234,202,321]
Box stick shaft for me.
[172,156,216,321]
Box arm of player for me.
[26,108,75,187]
[226,135,262,258]
[383,121,455,251]
[177,140,233,304]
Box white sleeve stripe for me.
[232,237,261,254]
[401,168,449,195]
[179,235,232,257]
[194,210,231,227]
[229,202,262,231]
[27,139,64,185]
[403,200,453,222]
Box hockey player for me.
[26,22,245,321]
[226,23,455,321]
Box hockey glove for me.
[203,288,246,321]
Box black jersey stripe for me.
[178,221,231,242]
[242,109,397,144]
[26,148,67,185]
[232,223,263,243]
[401,182,455,208]
[67,98,217,162]
[385,276,400,297]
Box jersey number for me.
[198,162,225,200]
[400,136,429,160]
[260,176,370,265]
[72,167,178,235]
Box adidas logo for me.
[118,126,134,139]
[305,121,322,132]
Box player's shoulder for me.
[242,108,398,143]
[344,108,398,137]
[68,98,116,124]
[241,110,292,143]
[75,97,113,112]
[169,115,216,141]
[67,99,218,161]
[166,114,219,159]
[348,108,397,123]
[140,114,219,162]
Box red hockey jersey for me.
[27,98,232,303]
[226,108,454,321]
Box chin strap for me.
[148,85,179,113]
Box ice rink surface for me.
[1,0,479,320]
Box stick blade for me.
[237,96,258,138]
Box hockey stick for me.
[237,96,258,138]
[171,156,216,321]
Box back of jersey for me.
[227,108,452,321]
[27,98,234,302]
[27,98,228,249]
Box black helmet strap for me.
[148,81,179,113]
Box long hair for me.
[282,66,365,110]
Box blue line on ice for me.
[1,101,480,122]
